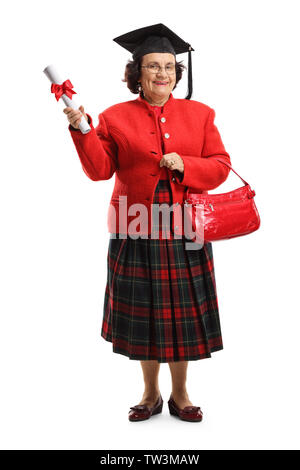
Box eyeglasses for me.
[140,64,176,75]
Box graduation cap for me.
[113,23,194,100]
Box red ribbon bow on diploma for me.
[51,79,77,101]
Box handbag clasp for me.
[247,189,256,199]
[184,198,192,205]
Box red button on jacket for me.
[68,92,231,236]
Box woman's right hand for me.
[63,105,88,129]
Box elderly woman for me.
[64,23,231,422]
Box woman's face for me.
[139,52,176,102]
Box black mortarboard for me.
[113,23,194,99]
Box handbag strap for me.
[214,158,249,185]
[185,157,250,197]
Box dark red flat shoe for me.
[128,394,163,421]
[168,395,203,422]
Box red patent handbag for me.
[183,158,261,242]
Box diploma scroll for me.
[43,64,91,134]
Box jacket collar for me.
[136,92,175,112]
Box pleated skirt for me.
[101,179,223,363]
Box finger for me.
[71,120,80,129]
[68,111,82,121]
[65,108,82,119]
[69,117,81,127]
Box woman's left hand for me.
[159,152,184,173]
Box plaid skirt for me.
[101,179,223,363]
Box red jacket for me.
[68,92,231,236]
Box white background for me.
[0,0,299,451]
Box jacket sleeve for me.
[68,112,118,181]
[174,108,231,190]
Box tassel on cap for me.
[185,46,193,100]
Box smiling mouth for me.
[153,81,168,85]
